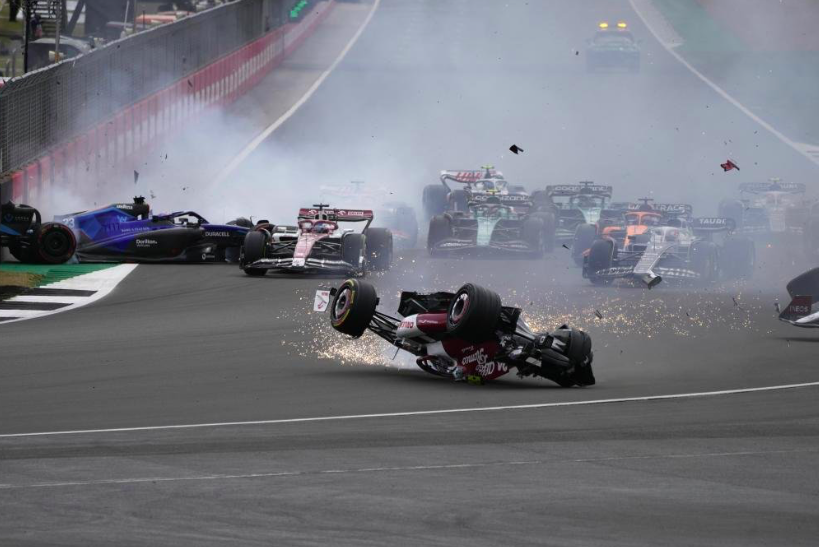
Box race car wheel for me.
[786,267,819,302]
[529,211,556,252]
[364,227,393,271]
[446,283,501,342]
[330,278,378,338]
[35,223,76,264]
[423,184,449,218]
[691,242,718,284]
[241,230,268,276]
[718,199,744,230]
[448,189,469,212]
[572,224,597,266]
[587,239,616,285]
[521,217,544,257]
[720,237,755,279]
[342,233,366,271]
[427,215,452,254]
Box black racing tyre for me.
[330,278,378,338]
[342,233,366,271]
[720,237,755,279]
[786,267,819,301]
[364,227,393,272]
[572,223,597,266]
[521,217,544,256]
[718,199,744,230]
[690,241,718,284]
[446,283,502,342]
[449,189,469,212]
[241,230,268,276]
[427,215,452,253]
[423,184,449,218]
[587,239,616,285]
[529,211,556,252]
[35,223,76,264]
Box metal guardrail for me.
[0,0,289,176]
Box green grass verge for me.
[0,263,118,287]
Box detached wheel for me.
[446,283,502,342]
[330,279,378,338]
[427,215,452,254]
[364,227,393,271]
[587,239,615,285]
[35,223,76,264]
[691,242,718,284]
[242,230,268,276]
[572,223,597,266]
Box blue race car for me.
[54,197,251,262]
[2,201,76,263]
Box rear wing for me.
[298,208,374,222]
[469,193,532,207]
[440,169,503,184]
[654,203,693,220]
[740,182,806,194]
[546,184,612,197]
[691,217,735,232]
[778,295,813,323]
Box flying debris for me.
[594,309,603,320]
[562,244,570,250]
[721,159,740,172]
[134,170,139,184]
[509,144,524,154]
[778,267,819,328]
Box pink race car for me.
[240,204,393,276]
[325,279,595,387]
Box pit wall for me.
[4,1,334,205]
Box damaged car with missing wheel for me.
[240,204,393,276]
[321,279,595,387]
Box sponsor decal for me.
[2,213,14,222]
[697,218,727,225]
[399,319,415,329]
[116,204,134,210]
[461,348,489,366]
[313,290,331,312]
[204,231,231,237]
[135,238,158,247]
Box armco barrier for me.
[6,1,335,204]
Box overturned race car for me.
[322,279,595,387]
[240,204,393,277]
[1,201,76,264]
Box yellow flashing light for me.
[617,21,628,28]
[598,22,609,29]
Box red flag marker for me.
[721,159,739,172]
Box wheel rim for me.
[450,292,469,324]
[42,231,70,257]
[332,287,352,323]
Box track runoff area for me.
[2,1,819,545]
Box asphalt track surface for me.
[2,1,819,545]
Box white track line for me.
[212,0,382,186]
[3,448,816,490]
[2,381,817,438]
[628,0,819,168]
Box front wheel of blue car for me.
[241,230,268,276]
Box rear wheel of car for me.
[587,239,616,285]
[342,233,366,271]
[446,283,502,342]
[427,215,452,254]
[364,227,393,271]
[241,230,268,276]
[422,184,449,218]
[449,189,469,212]
[572,223,597,266]
[718,199,744,231]
[691,241,718,284]
[529,211,556,252]
[720,237,755,279]
[521,217,544,257]
[35,223,76,264]
[330,278,378,338]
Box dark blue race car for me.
[54,197,251,263]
